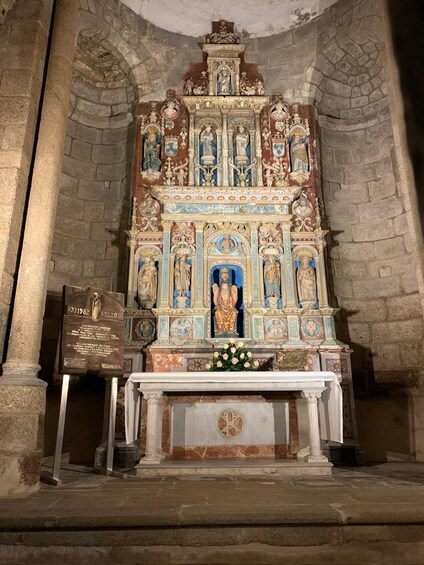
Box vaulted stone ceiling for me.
[120,0,339,37]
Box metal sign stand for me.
[42,374,128,485]
[104,375,128,479]
[41,373,70,486]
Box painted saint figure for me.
[174,255,191,297]
[297,256,317,305]
[212,268,238,335]
[143,128,161,171]
[200,124,215,164]
[217,67,231,95]
[234,125,249,162]
[290,135,309,172]
[263,255,281,299]
[137,257,158,306]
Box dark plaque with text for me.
[59,286,125,375]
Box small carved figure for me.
[139,195,160,218]
[256,79,265,95]
[161,95,179,120]
[137,258,158,306]
[174,255,191,297]
[290,135,309,172]
[220,235,236,254]
[297,256,317,305]
[200,124,215,164]
[293,190,313,218]
[263,255,281,298]
[234,125,249,160]
[184,77,194,95]
[218,66,231,95]
[212,268,238,335]
[143,128,161,171]
[268,319,284,338]
[270,97,288,121]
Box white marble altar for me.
[125,370,342,474]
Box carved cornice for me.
[152,185,302,206]
[182,96,269,113]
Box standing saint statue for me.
[217,67,231,95]
[290,134,309,172]
[174,255,191,297]
[137,257,158,307]
[234,125,249,163]
[143,128,161,172]
[297,256,317,305]
[263,255,281,299]
[200,124,215,164]
[212,268,238,335]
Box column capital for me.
[161,220,173,231]
[142,391,163,404]
[194,221,205,231]
[301,390,322,402]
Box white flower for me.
[206,363,212,370]
[244,362,250,368]
[253,360,259,367]
[240,353,245,359]
[231,357,238,364]
[213,352,219,358]
[223,344,229,350]
[247,352,252,358]
[217,361,223,368]
[229,338,235,344]
[237,341,244,348]
[230,347,236,353]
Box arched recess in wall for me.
[301,0,422,390]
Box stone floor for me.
[1,462,424,564]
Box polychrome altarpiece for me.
[123,22,358,461]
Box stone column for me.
[139,391,164,464]
[194,222,205,307]
[158,221,172,307]
[250,223,262,306]
[254,110,263,187]
[221,109,229,186]
[316,232,329,308]
[126,239,137,308]
[281,221,297,306]
[301,391,328,462]
[188,113,195,186]
[0,0,80,498]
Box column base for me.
[1,362,46,387]
[306,454,329,463]
[0,384,46,498]
[137,454,164,465]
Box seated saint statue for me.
[212,268,238,335]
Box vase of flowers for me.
[206,339,260,371]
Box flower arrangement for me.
[206,339,260,371]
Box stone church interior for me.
[1,0,424,559]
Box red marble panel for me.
[171,444,290,459]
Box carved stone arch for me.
[292,245,318,260]
[205,228,251,253]
[135,245,162,261]
[77,2,162,99]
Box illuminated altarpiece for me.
[124,22,358,461]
